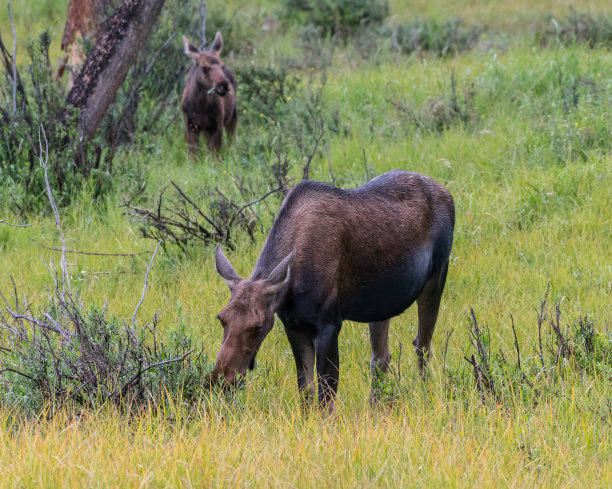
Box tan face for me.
[212,246,295,387]
[183,32,232,97]
[212,280,276,386]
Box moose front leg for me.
[206,128,224,154]
[183,113,200,159]
[315,324,340,414]
[285,326,316,407]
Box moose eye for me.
[201,66,210,75]
[250,325,264,335]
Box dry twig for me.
[132,241,161,333]
[29,237,151,256]
[302,117,324,180]
[0,219,32,228]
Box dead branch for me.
[118,347,196,398]
[225,179,293,237]
[7,2,16,116]
[465,309,497,401]
[132,241,160,332]
[221,0,249,33]
[39,124,71,300]
[511,313,539,394]
[362,148,370,181]
[510,313,521,371]
[324,140,334,186]
[199,1,207,48]
[0,368,36,382]
[302,117,324,180]
[442,327,455,373]
[3,305,73,340]
[170,181,224,237]
[0,219,32,228]
[29,237,151,256]
[536,283,550,370]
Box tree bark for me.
[65,0,166,142]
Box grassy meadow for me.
[1,0,611,487]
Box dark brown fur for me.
[214,170,455,412]
[181,32,237,157]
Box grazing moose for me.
[213,170,455,412]
[181,32,237,157]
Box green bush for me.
[390,18,482,56]
[283,0,389,38]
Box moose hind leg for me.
[285,327,316,407]
[415,261,449,376]
[369,319,391,405]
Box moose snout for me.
[211,365,238,388]
[215,81,230,97]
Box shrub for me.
[389,18,482,57]
[283,0,389,38]
[540,12,612,48]
[0,287,213,413]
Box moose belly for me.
[340,257,432,323]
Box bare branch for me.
[442,327,455,374]
[302,118,324,180]
[220,0,249,33]
[170,181,224,236]
[118,347,196,398]
[39,124,72,300]
[0,368,36,382]
[362,148,370,181]
[536,283,550,370]
[199,1,207,48]
[3,306,73,340]
[29,237,152,256]
[8,2,16,116]
[0,219,32,227]
[225,179,293,236]
[132,241,161,332]
[324,140,334,186]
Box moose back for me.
[213,170,455,412]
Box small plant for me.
[389,72,477,135]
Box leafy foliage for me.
[283,0,389,38]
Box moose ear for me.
[210,31,223,53]
[263,250,295,297]
[215,245,242,291]
[183,35,199,57]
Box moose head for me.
[211,245,295,386]
[183,32,232,98]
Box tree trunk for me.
[65,0,166,142]
[58,0,119,87]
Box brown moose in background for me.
[212,170,455,413]
[181,32,237,158]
